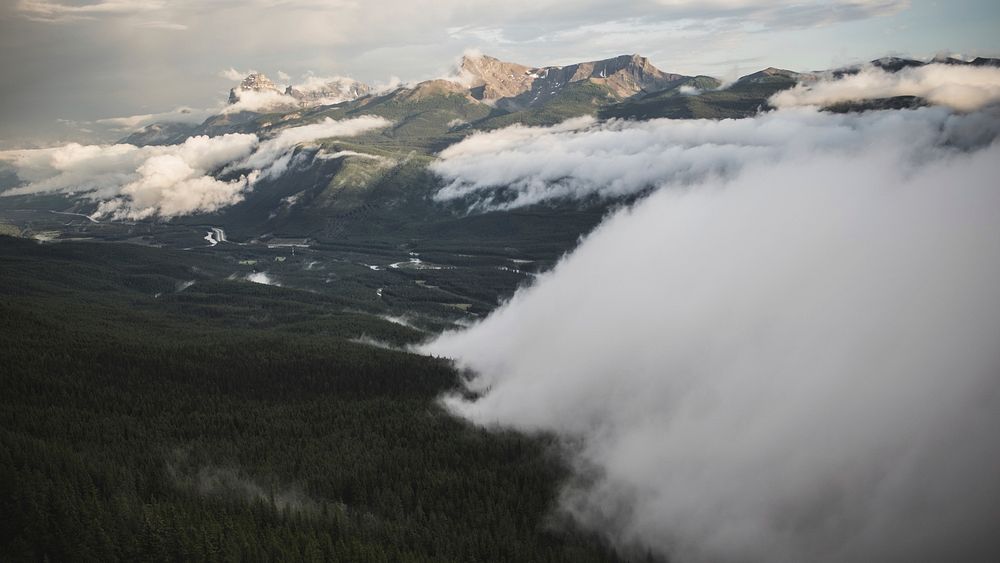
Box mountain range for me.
[128,51,1000,149]
[124,52,796,150]
[3,52,999,251]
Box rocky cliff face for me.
[228,72,283,104]
[559,54,687,98]
[457,55,535,101]
[457,53,689,109]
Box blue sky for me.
[0,0,997,145]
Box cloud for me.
[77,69,374,138]
[315,149,390,162]
[74,72,379,140]
[19,0,904,27]
[662,0,910,27]
[420,107,1000,563]
[221,73,371,114]
[134,19,186,30]
[0,0,939,146]
[236,116,391,176]
[370,76,404,96]
[16,0,168,23]
[288,74,359,94]
[171,464,320,514]
[0,116,391,219]
[284,74,370,105]
[431,107,997,209]
[447,26,514,44]
[0,133,258,219]
[92,155,260,220]
[220,67,256,82]
[222,89,299,114]
[771,63,1000,111]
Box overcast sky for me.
[1,0,998,146]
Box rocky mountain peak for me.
[228,72,283,104]
[240,73,278,91]
[452,53,689,109]
[458,54,535,101]
[575,54,686,97]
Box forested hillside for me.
[0,236,622,562]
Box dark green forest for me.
[0,236,623,562]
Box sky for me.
[0,0,998,146]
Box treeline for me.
[0,237,622,562]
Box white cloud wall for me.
[0,116,391,219]
[771,63,1000,111]
[421,107,1000,563]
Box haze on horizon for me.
[1,0,999,146]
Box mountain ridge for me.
[456,53,689,110]
[120,52,998,151]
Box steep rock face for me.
[228,73,282,104]
[458,55,535,101]
[563,54,687,98]
[238,73,279,91]
[457,53,689,109]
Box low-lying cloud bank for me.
[223,89,298,115]
[431,107,999,210]
[421,107,1000,563]
[0,116,390,219]
[771,63,1000,112]
[236,116,390,177]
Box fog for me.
[236,116,391,176]
[771,63,1000,111]
[245,272,280,286]
[430,107,998,210]
[421,107,1000,562]
[0,116,390,219]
